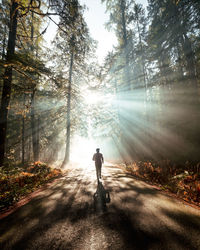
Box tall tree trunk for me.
[172,2,198,85]
[30,89,39,162]
[28,129,31,161]
[119,0,133,157]
[120,0,131,91]
[22,93,25,165]
[136,14,150,157]
[2,26,7,60]
[182,34,197,84]
[176,42,184,81]
[136,15,146,90]
[63,49,74,165]
[30,12,39,162]
[37,115,40,159]
[114,79,120,124]
[0,0,18,167]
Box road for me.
[0,164,200,250]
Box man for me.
[93,148,104,180]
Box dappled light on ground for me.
[0,165,200,249]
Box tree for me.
[0,0,88,166]
[0,0,9,60]
[102,0,134,91]
[51,2,91,164]
[146,0,200,160]
[0,0,19,167]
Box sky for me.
[44,0,148,63]
[79,0,117,63]
[79,0,148,63]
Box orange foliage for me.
[125,160,200,206]
[21,172,33,177]
[196,183,200,194]
[34,161,45,167]
[0,163,63,211]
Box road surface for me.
[0,164,200,250]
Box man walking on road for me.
[93,148,104,180]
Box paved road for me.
[0,164,200,250]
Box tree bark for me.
[36,115,40,159]
[172,2,198,85]
[182,34,197,83]
[0,0,18,167]
[28,129,31,161]
[63,48,74,165]
[30,89,39,162]
[2,26,7,60]
[30,12,39,162]
[22,93,25,165]
[120,0,131,91]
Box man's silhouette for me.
[93,181,110,212]
[93,148,104,180]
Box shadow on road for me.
[0,167,200,250]
[93,181,111,213]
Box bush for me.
[27,161,51,174]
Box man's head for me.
[96,148,100,153]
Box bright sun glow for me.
[84,91,102,105]
[70,136,98,168]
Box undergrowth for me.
[0,161,62,212]
[124,160,200,206]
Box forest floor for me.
[0,163,200,250]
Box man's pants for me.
[95,164,102,180]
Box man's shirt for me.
[93,152,104,165]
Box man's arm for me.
[102,154,104,163]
